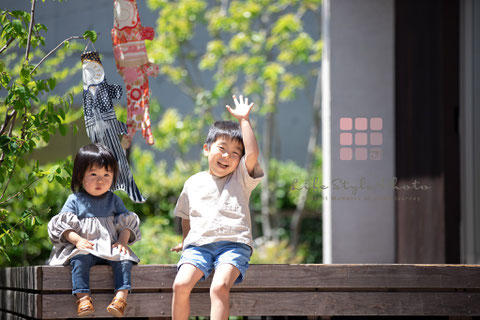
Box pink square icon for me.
[340,118,352,130]
[340,133,352,145]
[355,118,368,130]
[340,148,352,160]
[355,133,367,145]
[370,133,383,145]
[355,148,368,160]
[369,148,383,160]
[370,118,383,130]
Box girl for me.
[47,143,141,317]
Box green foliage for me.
[82,30,98,43]
[131,215,182,264]
[142,0,322,262]
[250,147,322,262]
[1,1,323,266]
[117,146,200,219]
[146,0,321,152]
[0,5,95,263]
[0,142,320,265]
[0,157,72,266]
[250,239,305,264]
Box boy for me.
[171,95,264,319]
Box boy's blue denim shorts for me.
[177,241,252,284]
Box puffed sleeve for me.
[48,211,81,245]
[115,212,141,245]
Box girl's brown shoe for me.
[76,295,95,317]
[107,296,127,317]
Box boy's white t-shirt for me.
[174,157,264,250]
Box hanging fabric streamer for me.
[81,50,146,203]
[111,0,159,149]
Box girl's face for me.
[82,165,114,197]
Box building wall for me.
[322,0,395,263]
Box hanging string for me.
[83,39,97,54]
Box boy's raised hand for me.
[226,95,254,120]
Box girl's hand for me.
[76,238,94,250]
[226,95,254,121]
[170,242,183,252]
[112,242,129,255]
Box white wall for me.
[322,0,395,263]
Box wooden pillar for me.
[395,0,460,263]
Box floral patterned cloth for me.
[111,0,159,149]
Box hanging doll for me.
[81,50,146,203]
[111,0,159,149]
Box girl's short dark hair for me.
[71,143,119,192]
[205,121,244,153]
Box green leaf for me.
[83,30,98,43]
[58,123,67,136]
[11,19,23,34]
[47,78,56,91]
[41,131,50,143]
[17,157,25,168]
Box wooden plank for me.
[41,292,480,318]
[40,264,480,291]
[0,311,32,320]
[0,289,40,319]
[0,266,41,291]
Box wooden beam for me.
[0,290,40,318]
[2,264,480,318]
[0,311,31,320]
[40,264,480,291]
[0,266,42,290]
[41,292,480,318]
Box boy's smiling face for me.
[204,137,244,177]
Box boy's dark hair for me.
[205,121,244,153]
[71,143,119,192]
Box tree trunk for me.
[260,111,274,240]
[290,67,322,248]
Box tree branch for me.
[24,0,37,62]
[0,175,39,205]
[0,38,15,55]
[0,110,17,167]
[290,66,322,248]
[30,35,84,74]
[0,107,16,136]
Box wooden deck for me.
[1,264,480,319]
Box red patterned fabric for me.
[111,0,159,149]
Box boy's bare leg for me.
[172,263,204,320]
[209,264,241,320]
